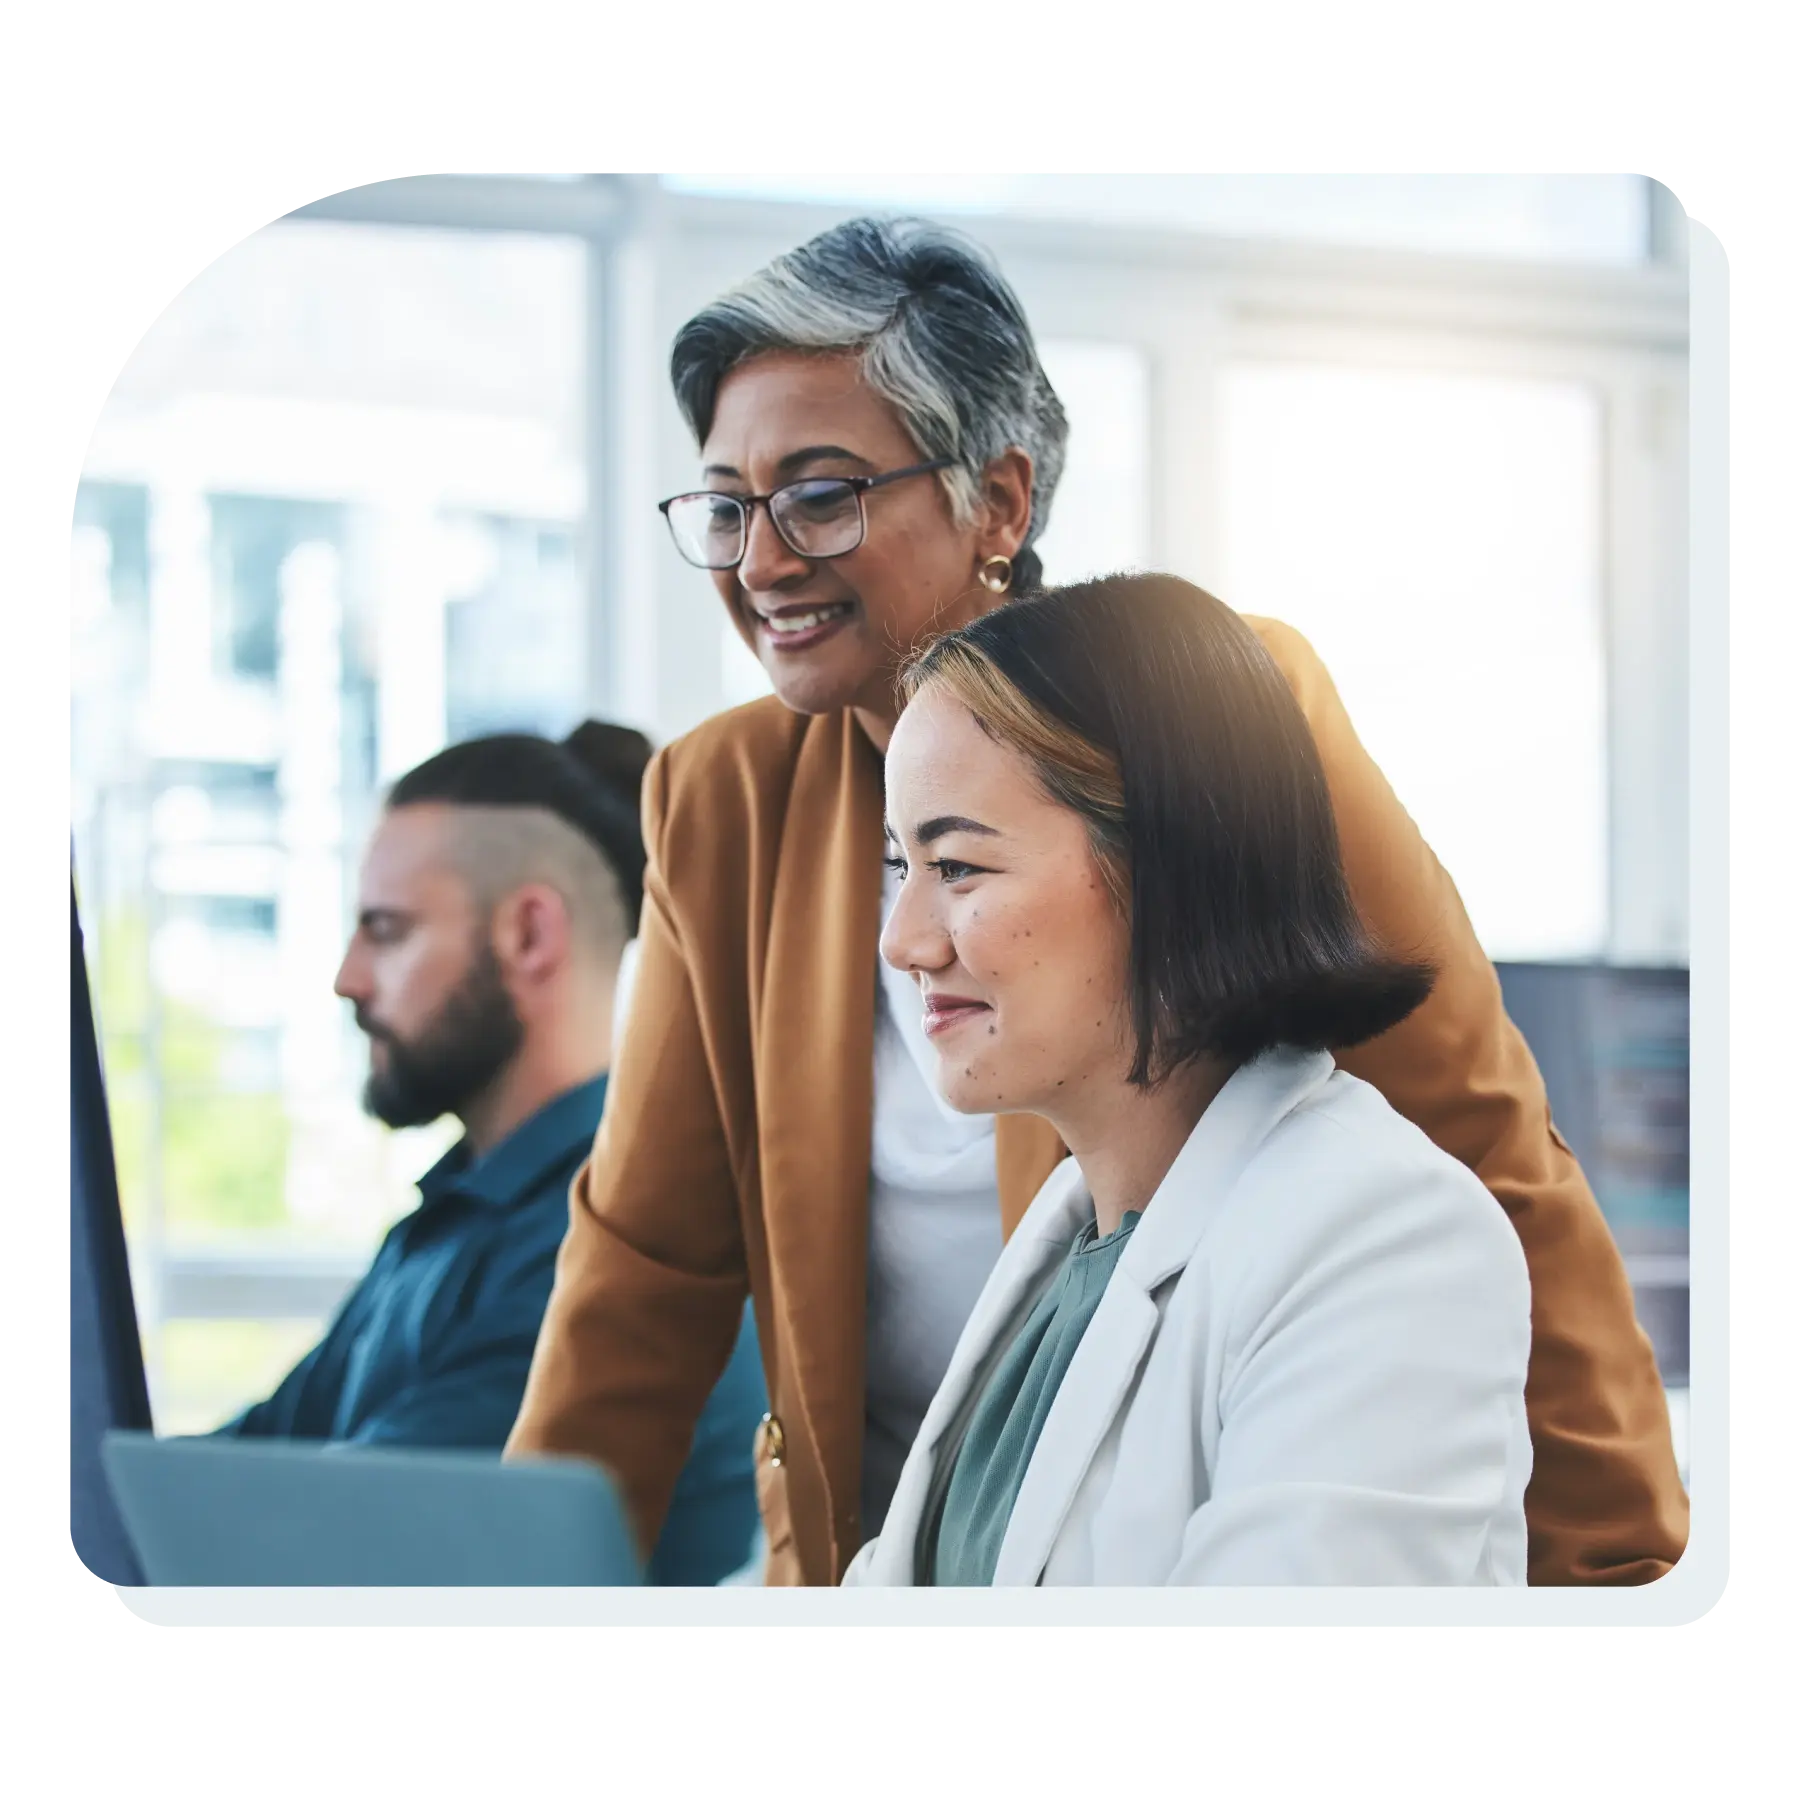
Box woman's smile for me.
[920,990,993,1038]
[751,596,857,653]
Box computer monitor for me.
[1494,960,1689,1384]
[70,877,152,1584]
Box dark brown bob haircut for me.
[902,573,1434,1086]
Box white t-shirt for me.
[609,866,1006,1541]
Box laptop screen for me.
[71,875,152,1584]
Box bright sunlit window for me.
[1218,360,1608,962]
[1032,340,1151,584]
[71,220,590,1429]
[664,174,1656,266]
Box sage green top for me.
[925,1210,1143,1586]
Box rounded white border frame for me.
[103,213,1728,1633]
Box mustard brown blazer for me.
[507,615,1690,1585]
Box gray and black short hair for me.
[386,724,651,945]
[670,216,1069,592]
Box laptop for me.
[76,870,641,1589]
[102,1432,643,1586]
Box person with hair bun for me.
[217,721,766,1586]
[846,574,1530,1584]
[510,216,1685,1587]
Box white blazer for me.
[843,1048,1533,1586]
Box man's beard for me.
[358,946,525,1130]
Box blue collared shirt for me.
[216,1076,767,1584]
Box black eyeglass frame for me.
[656,457,957,570]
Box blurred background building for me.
[67,174,1691,1457]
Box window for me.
[72,219,590,1428]
[1032,341,1151,584]
[443,514,585,741]
[209,494,346,680]
[664,174,1658,266]
[1218,360,1608,961]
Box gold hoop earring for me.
[978,555,1013,594]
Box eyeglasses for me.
[657,458,955,571]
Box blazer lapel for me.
[990,1049,1340,1586]
[990,1275,1161,1586]
[870,1158,1093,1581]
[755,709,885,1570]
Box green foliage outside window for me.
[94,906,290,1236]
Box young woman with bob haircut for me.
[846,573,1531,1585]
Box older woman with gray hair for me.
[508,215,1687,1586]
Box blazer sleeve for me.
[505,745,754,1559]
[1246,615,1688,1583]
